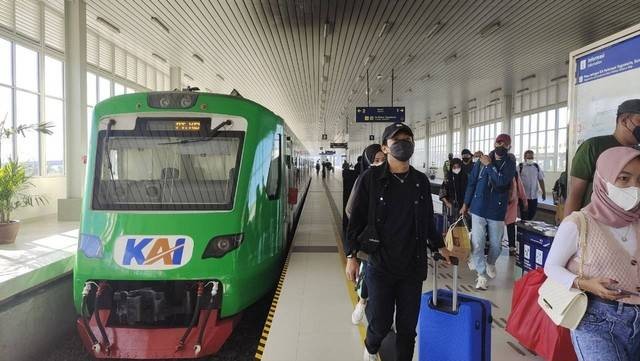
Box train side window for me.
[266,134,282,199]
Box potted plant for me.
[0,114,53,244]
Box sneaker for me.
[468,258,476,271]
[351,301,366,325]
[363,347,378,361]
[509,247,517,257]
[475,276,488,290]
[486,264,497,279]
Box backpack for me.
[518,162,539,174]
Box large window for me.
[467,121,502,154]
[0,37,65,176]
[267,134,282,199]
[428,133,447,168]
[452,131,461,155]
[512,106,567,171]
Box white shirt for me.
[544,220,638,289]
[519,162,544,199]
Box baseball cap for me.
[495,133,512,146]
[617,99,640,116]
[382,122,414,144]
[461,149,472,157]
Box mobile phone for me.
[605,286,640,297]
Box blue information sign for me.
[355,107,405,123]
[576,34,640,84]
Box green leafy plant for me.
[0,112,54,223]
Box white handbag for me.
[538,211,589,330]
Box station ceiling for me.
[53,0,640,148]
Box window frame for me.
[267,133,282,200]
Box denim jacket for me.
[463,154,516,221]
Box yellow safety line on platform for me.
[322,180,368,346]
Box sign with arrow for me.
[356,107,405,123]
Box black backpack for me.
[518,162,539,174]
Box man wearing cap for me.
[564,99,640,216]
[346,122,451,361]
[460,134,516,290]
[461,149,474,175]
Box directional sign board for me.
[330,142,348,149]
[356,107,405,123]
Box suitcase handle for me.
[431,253,459,312]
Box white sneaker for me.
[351,301,366,325]
[363,347,378,361]
[468,258,476,271]
[475,276,488,290]
[486,264,497,279]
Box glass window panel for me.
[538,112,547,131]
[0,86,13,163]
[44,56,63,98]
[16,90,39,176]
[547,109,556,129]
[0,38,11,86]
[496,122,502,135]
[113,82,124,96]
[558,154,566,172]
[522,115,530,133]
[44,97,64,175]
[530,114,538,133]
[87,72,96,106]
[15,44,38,92]
[125,87,135,94]
[559,107,568,128]
[522,133,529,155]
[538,132,546,155]
[547,130,555,154]
[87,106,94,123]
[558,128,567,153]
[98,77,111,102]
[514,117,521,135]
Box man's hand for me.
[460,204,468,215]
[443,200,453,209]
[438,247,453,265]
[479,155,491,166]
[541,193,546,201]
[345,258,360,282]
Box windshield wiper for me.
[104,119,116,182]
[158,119,232,145]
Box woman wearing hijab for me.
[439,158,468,225]
[345,144,385,325]
[545,146,640,360]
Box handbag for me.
[506,268,577,361]
[537,211,588,330]
[445,215,471,260]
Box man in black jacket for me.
[346,122,451,361]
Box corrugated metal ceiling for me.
[52,0,640,147]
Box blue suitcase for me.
[418,254,492,361]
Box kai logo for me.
[113,236,194,270]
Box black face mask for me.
[494,146,508,157]
[462,157,471,164]
[389,140,414,161]
[632,125,640,143]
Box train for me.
[74,89,311,359]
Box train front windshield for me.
[92,118,243,211]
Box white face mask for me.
[452,168,461,175]
[472,157,479,162]
[606,182,640,211]
[525,159,534,165]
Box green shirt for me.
[569,134,621,207]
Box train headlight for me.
[78,233,103,259]
[203,233,243,258]
[148,92,199,109]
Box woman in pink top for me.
[545,146,640,360]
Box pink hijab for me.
[584,146,640,227]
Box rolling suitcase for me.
[418,254,492,361]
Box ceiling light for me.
[358,75,365,82]
[469,106,478,110]
[216,74,225,81]
[450,106,457,110]
[489,97,501,103]
[468,98,477,103]
[151,16,170,33]
[550,75,568,82]
[184,73,193,81]
[96,16,120,33]
[516,88,529,94]
[376,73,383,80]
[435,112,442,116]
[426,21,444,39]
[444,53,458,64]
[364,55,375,66]
[405,88,413,93]
[490,87,502,94]
[192,54,204,63]
[521,74,536,81]
[378,21,392,38]
[479,20,501,38]
[403,54,416,65]
[323,54,331,65]
[350,89,357,95]
[419,74,431,81]
[152,53,166,63]
[323,21,333,38]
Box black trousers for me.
[365,265,422,361]
[521,198,538,220]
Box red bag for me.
[505,268,578,361]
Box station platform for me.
[260,172,543,361]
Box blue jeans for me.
[470,213,504,277]
[571,298,640,361]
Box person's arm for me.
[346,173,370,256]
[544,220,580,289]
[344,176,362,220]
[564,177,588,217]
[538,168,546,200]
[424,180,445,251]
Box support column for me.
[170,66,182,90]
[58,0,87,221]
[461,110,469,150]
[503,95,513,135]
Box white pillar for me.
[170,66,182,90]
[58,0,87,221]
[503,95,513,135]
